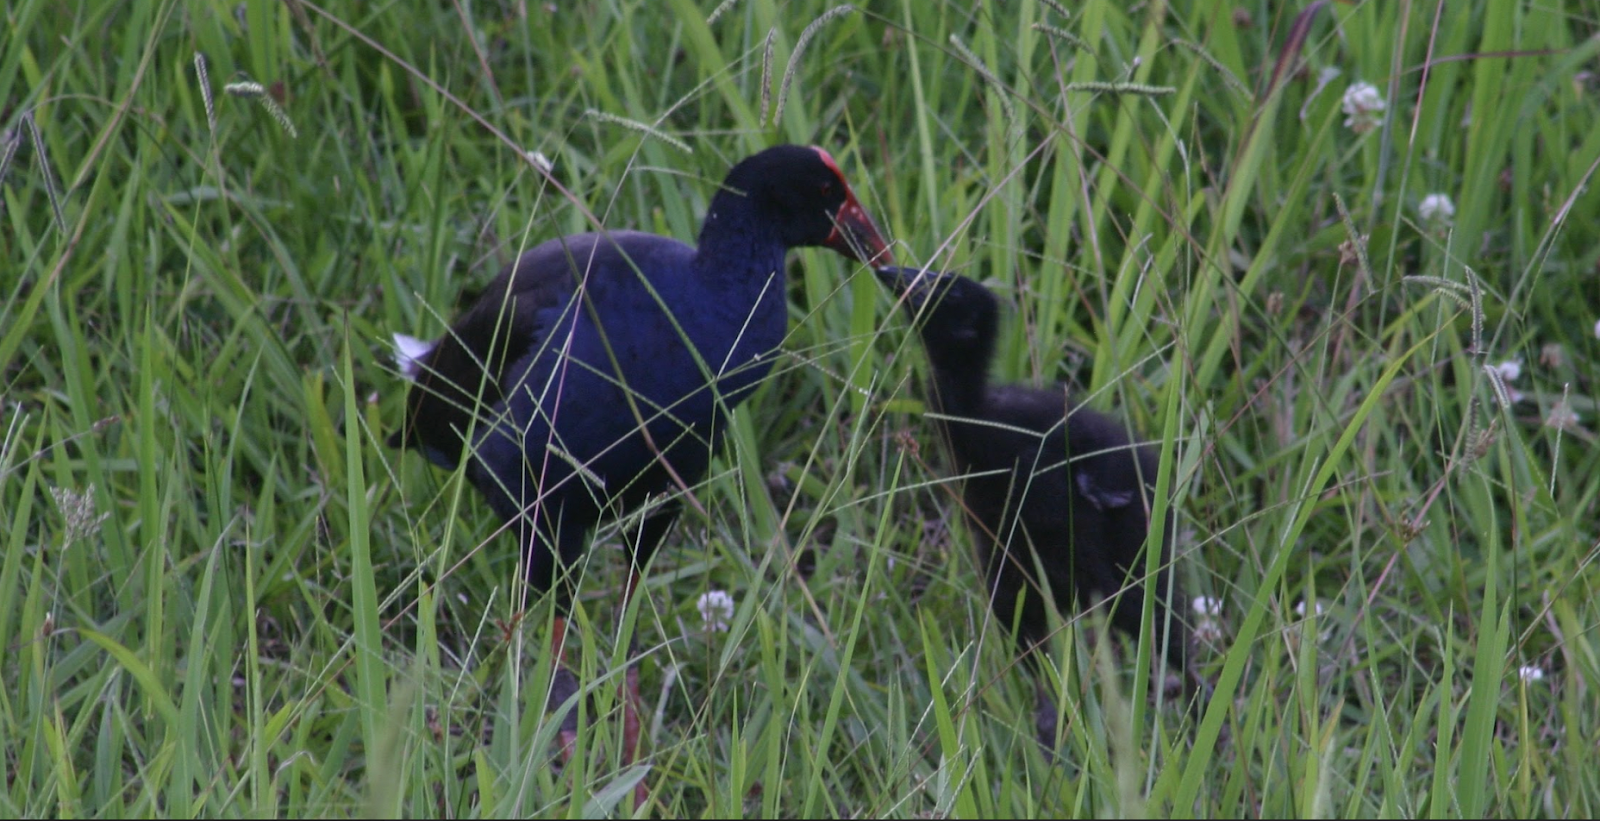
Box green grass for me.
[5,0,1600,816]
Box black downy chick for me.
[876,266,1194,743]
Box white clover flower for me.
[1194,618,1226,645]
[1517,665,1546,683]
[1192,596,1226,645]
[1490,358,1522,382]
[1545,401,1581,430]
[696,589,735,632]
[1293,600,1325,617]
[1418,193,1456,227]
[1342,81,1386,134]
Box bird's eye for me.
[820,181,834,196]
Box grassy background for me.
[5,0,1600,816]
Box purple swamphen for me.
[391,145,892,792]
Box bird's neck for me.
[925,351,991,420]
[694,195,788,285]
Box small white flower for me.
[1341,81,1386,134]
[1517,665,1546,683]
[1418,193,1456,227]
[696,589,735,632]
[1191,596,1222,617]
[527,150,554,174]
[1293,600,1325,617]
[1593,318,1600,340]
[1545,401,1581,430]
[1490,358,1522,382]
[1194,619,1226,645]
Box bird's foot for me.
[548,667,583,769]
[1034,686,1060,762]
[621,658,650,809]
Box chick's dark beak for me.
[872,265,912,290]
[874,265,938,301]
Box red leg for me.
[619,568,649,809]
[547,565,652,807]
[551,616,580,762]
[550,615,571,664]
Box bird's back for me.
[941,383,1176,654]
[394,231,663,470]
[399,229,789,523]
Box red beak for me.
[825,192,894,266]
[813,148,894,266]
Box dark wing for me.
[390,233,630,468]
[944,385,1077,567]
[1074,466,1139,510]
[982,389,1157,592]
[1060,406,1156,514]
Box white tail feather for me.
[392,333,435,381]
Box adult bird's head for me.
[711,145,893,266]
